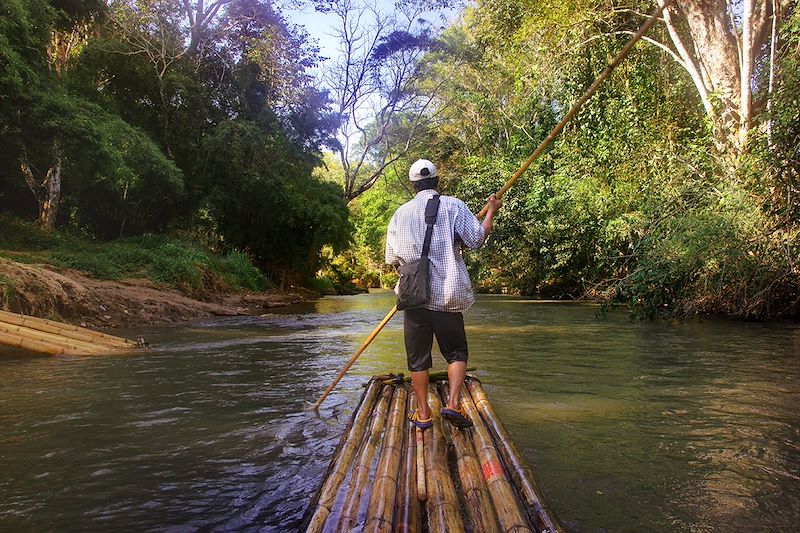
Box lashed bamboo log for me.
[335,385,394,531]
[0,330,90,355]
[436,383,501,533]
[394,387,421,533]
[461,382,532,533]
[0,323,109,354]
[424,385,465,533]
[415,426,425,502]
[409,393,427,503]
[467,380,561,532]
[305,379,383,533]
[364,385,408,533]
[0,310,133,348]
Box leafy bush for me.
[0,215,270,296]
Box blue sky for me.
[285,0,461,64]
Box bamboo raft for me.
[0,309,138,355]
[304,375,560,533]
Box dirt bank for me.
[0,258,312,329]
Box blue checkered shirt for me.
[385,189,486,312]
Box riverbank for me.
[0,257,312,329]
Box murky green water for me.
[1,291,799,531]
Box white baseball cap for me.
[408,159,438,182]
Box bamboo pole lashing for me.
[424,385,465,533]
[364,385,408,533]
[435,383,502,533]
[383,367,477,386]
[335,385,395,531]
[305,379,383,533]
[394,387,422,533]
[460,383,532,533]
[467,380,560,533]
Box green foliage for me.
[0,214,269,296]
[0,272,17,309]
[0,0,348,289]
[407,0,799,318]
[307,274,336,295]
[315,165,410,292]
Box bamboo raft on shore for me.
[0,309,138,355]
[303,375,561,533]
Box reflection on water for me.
[1,291,799,531]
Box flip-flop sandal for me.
[408,409,433,430]
[441,406,473,428]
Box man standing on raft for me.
[386,159,501,429]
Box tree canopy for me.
[2,0,797,316]
[1,0,350,281]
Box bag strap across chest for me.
[421,194,441,258]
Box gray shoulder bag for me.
[396,194,440,310]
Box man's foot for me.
[408,409,433,430]
[441,406,473,428]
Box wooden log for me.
[436,382,501,533]
[0,310,133,348]
[461,383,533,533]
[0,323,110,354]
[335,385,394,531]
[424,385,465,533]
[364,385,408,533]
[305,379,383,533]
[394,386,421,533]
[467,379,561,533]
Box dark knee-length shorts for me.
[404,307,468,372]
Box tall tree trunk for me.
[673,0,741,148]
[40,159,61,228]
[657,0,790,154]
[20,153,62,230]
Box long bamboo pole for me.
[308,0,673,410]
[308,305,397,410]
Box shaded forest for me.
[1,0,798,318]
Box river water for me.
[1,291,799,532]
